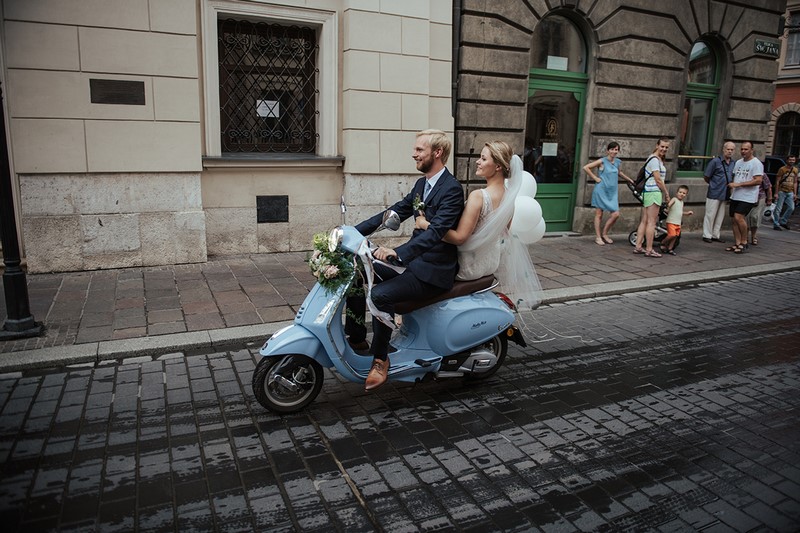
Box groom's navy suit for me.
[347,168,464,356]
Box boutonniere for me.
[412,194,425,212]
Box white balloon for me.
[522,218,547,244]
[510,196,535,234]
[519,171,538,198]
[510,196,544,244]
[514,218,546,245]
[511,197,546,244]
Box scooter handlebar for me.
[386,255,403,267]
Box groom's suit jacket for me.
[356,168,464,290]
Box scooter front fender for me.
[259,325,333,368]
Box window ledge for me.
[203,153,345,169]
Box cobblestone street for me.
[1,273,799,531]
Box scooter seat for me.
[394,275,496,314]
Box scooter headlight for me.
[328,227,343,252]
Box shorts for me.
[729,199,757,217]
[666,223,681,238]
[643,191,662,207]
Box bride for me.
[415,141,542,310]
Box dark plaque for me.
[90,79,146,105]
[257,195,289,223]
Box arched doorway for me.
[524,15,588,232]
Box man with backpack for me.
[701,141,735,243]
[772,154,798,230]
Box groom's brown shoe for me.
[364,358,389,391]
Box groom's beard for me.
[416,154,434,174]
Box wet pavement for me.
[1,272,798,531]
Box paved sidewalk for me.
[1,219,799,372]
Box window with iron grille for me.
[218,19,319,154]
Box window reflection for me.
[786,12,800,66]
[688,42,715,84]
[679,97,712,172]
[679,39,721,174]
[775,112,800,156]
[524,91,579,183]
[530,15,586,73]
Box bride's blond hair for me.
[484,141,513,177]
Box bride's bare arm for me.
[415,189,483,245]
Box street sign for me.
[755,39,780,57]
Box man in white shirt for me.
[727,141,763,253]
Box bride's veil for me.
[459,154,542,311]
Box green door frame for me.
[528,69,588,232]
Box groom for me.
[346,129,464,391]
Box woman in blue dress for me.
[583,141,634,245]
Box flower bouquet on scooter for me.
[308,232,355,293]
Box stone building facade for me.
[453,0,785,234]
[1,0,453,273]
[0,1,787,273]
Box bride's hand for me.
[415,213,429,230]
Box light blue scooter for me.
[252,213,526,413]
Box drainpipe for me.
[451,0,462,118]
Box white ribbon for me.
[356,240,398,331]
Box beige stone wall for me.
[198,0,455,254]
[20,173,206,273]
[201,160,344,255]
[3,0,201,174]
[341,0,455,238]
[3,0,204,272]
[2,0,454,270]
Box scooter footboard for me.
[259,325,332,367]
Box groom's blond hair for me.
[417,129,451,165]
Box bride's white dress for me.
[456,189,502,281]
[453,155,542,310]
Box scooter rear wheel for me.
[464,334,508,381]
[252,355,324,414]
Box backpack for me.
[633,156,657,194]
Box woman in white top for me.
[415,141,541,310]
[634,137,672,258]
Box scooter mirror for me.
[381,210,401,232]
[328,227,343,252]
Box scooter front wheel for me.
[464,334,508,381]
[252,355,324,414]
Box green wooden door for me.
[524,74,586,232]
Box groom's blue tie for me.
[423,181,432,202]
